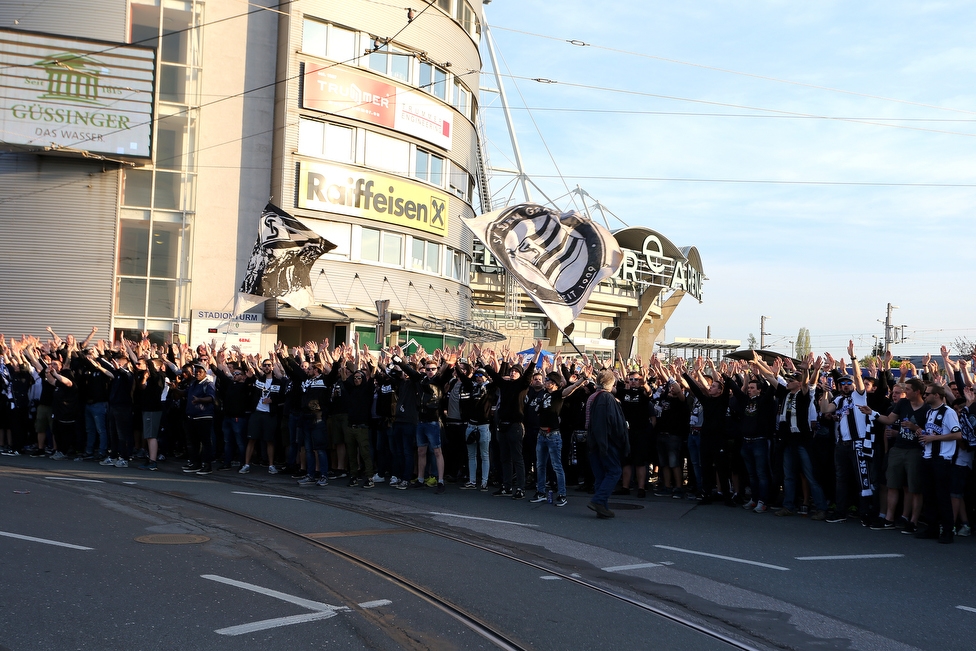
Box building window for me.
[449,164,469,200]
[361,228,380,261]
[303,19,357,61]
[360,228,403,266]
[419,62,447,100]
[452,80,469,117]
[382,232,403,265]
[364,131,410,176]
[436,0,451,13]
[411,238,442,274]
[367,43,411,82]
[446,248,468,281]
[414,148,444,187]
[298,118,355,163]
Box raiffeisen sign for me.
[0,28,155,159]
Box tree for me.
[952,336,975,357]
[747,333,757,350]
[795,327,812,358]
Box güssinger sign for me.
[298,160,449,237]
[0,28,155,158]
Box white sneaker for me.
[99,456,116,466]
[51,451,66,460]
[743,499,757,510]
[115,458,128,468]
[371,473,385,483]
[157,453,166,462]
[268,465,279,475]
[389,475,399,486]
[239,464,250,474]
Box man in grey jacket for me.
[586,370,630,518]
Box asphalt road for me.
[2,455,973,651]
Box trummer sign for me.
[0,28,155,159]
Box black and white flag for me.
[462,203,623,332]
[237,203,335,311]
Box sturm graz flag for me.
[463,203,623,332]
[238,203,335,310]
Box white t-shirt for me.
[923,405,960,461]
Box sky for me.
[476,1,976,359]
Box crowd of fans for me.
[1,329,974,541]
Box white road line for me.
[122,481,137,485]
[216,611,340,636]
[541,575,562,580]
[429,512,538,527]
[232,491,305,501]
[0,530,93,551]
[202,574,341,611]
[602,562,662,572]
[358,600,392,609]
[795,553,904,561]
[44,476,104,483]
[956,605,976,614]
[654,545,790,571]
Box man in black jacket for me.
[587,370,630,518]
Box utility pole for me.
[760,316,769,350]
[884,303,898,353]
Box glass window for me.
[382,233,403,265]
[302,18,329,58]
[452,81,469,116]
[328,25,356,61]
[148,280,177,318]
[426,241,440,274]
[368,45,411,82]
[129,1,160,46]
[310,221,351,258]
[361,228,380,261]
[123,169,152,207]
[156,115,188,170]
[116,278,147,316]
[461,2,474,34]
[159,64,188,104]
[452,250,463,280]
[415,149,428,182]
[154,171,181,210]
[364,131,409,176]
[450,164,468,199]
[161,5,193,64]
[298,118,324,155]
[430,154,444,187]
[411,238,425,270]
[437,0,451,13]
[150,221,181,278]
[432,67,447,100]
[323,123,354,162]
[118,220,150,276]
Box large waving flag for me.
[463,203,623,332]
[237,203,335,311]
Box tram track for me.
[16,462,769,651]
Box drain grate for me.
[135,534,210,545]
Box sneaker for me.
[774,508,794,517]
[492,487,512,497]
[338,471,348,479]
[555,495,568,507]
[239,464,251,474]
[901,521,918,535]
[425,476,437,487]
[653,487,670,497]
[409,479,426,489]
[115,458,128,468]
[75,453,93,462]
[938,531,954,544]
[529,491,548,503]
[230,460,240,468]
[434,482,445,494]
[896,515,910,529]
[389,475,399,485]
[99,456,116,466]
[371,473,385,483]
[51,451,66,461]
[268,465,279,475]
[743,499,757,510]
[512,488,525,500]
[138,460,157,471]
[956,523,971,537]
[810,509,827,521]
[30,448,45,458]
[156,453,165,462]
[798,505,809,516]
[327,471,338,480]
[292,469,307,479]
[754,501,768,514]
[395,479,409,490]
[461,482,477,490]
[825,511,847,523]
[134,449,148,460]
[870,517,896,531]
[182,463,201,473]
[348,477,359,487]
[363,479,375,488]
[671,489,684,499]
[316,477,329,487]
[587,502,615,518]
[479,484,488,492]
[688,491,699,500]
[196,464,212,475]
[297,475,316,486]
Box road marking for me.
[654,545,790,571]
[795,553,904,561]
[956,605,976,614]
[541,575,562,580]
[429,512,538,527]
[602,562,662,572]
[0,530,93,551]
[232,491,305,501]
[306,529,413,538]
[44,476,104,483]
[122,481,137,485]
[202,574,391,636]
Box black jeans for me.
[920,456,954,536]
[186,417,214,465]
[498,422,525,490]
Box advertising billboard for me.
[297,160,450,238]
[0,28,155,158]
[303,62,453,151]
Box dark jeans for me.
[108,406,134,460]
[371,421,393,478]
[287,410,304,468]
[222,416,248,466]
[589,442,622,508]
[498,422,525,490]
[783,443,827,511]
[186,417,214,465]
[740,438,771,503]
[920,457,954,536]
[391,421,416,481]
[443,421,467,479]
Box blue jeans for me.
[589,442,622,508]
[687,429,702,490]
[783,443,827,511]
[536,429,566,497]
[416,421,442,449]
[740,438,771,503]
[84,402,109,456]
[466,423,491,486]
[392,421,416,481]
[222,416,248,466]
